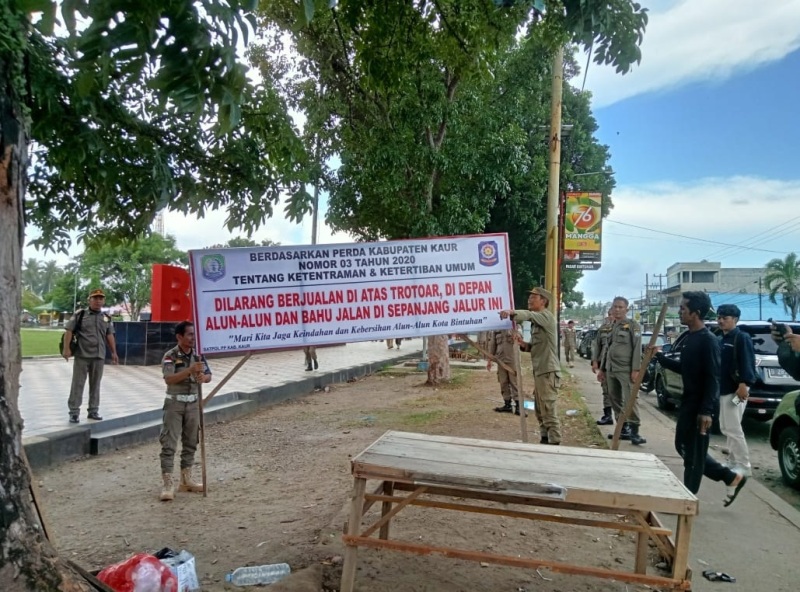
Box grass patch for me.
[22,329,61,357]
[559,376,608,448]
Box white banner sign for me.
[189,234,514,354]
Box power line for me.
[606,220,787,254]
[706,216,800,260]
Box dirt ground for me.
[37,361,671,592]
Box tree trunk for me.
[425,334,451,385]
[1,47,92,592]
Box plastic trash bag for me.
[97,553,178,592]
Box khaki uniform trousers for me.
[159,397,200,473]
[68,356,105,415]
[600,377,612,409]
[498,363,519,403]
[607,370,640,426]
[564,345,575,364]
[533,372,561,444]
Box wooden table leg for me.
[379,481,394,540]
[635,514,649,574]
[341,477,367,592]
[672,515,693,587]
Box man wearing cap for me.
[159,320,212,501]
[562,320,577,368]
[717,304,756,476]
[597,296,647,445]
[499,287,562,445]
[63,288,119,423]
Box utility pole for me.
[758,276,763,321]
[544,46,564,313]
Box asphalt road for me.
[637,385,800,510]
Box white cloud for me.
[582,0,800,107]
[577,175,800,302]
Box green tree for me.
[21,289,43,313]
[47,265,83,313]
[1,2,309,589]
[207,237,280,248]
[257,0,643,382]
[764,252,800,321]
[80,234,187,320]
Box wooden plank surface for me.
[352,431,698,515]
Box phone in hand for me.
[768,318,788,336]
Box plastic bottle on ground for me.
[225,563,291,586]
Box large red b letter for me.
[151,264,193,322]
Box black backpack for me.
[59,310,86,355]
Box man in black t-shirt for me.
[655,292,746,505]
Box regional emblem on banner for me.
[201,254,226,282]
[478,241,499,266]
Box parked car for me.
[577,329,597,359]
[768,390,800,490]
[653,321,800,422]
[640,343,671,392]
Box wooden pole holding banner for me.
[458,334,529,443]
[610,303,668,450]
[197,351,253,496]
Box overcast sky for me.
[25,1,800,306]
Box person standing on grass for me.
[716,304,756,476]
[487,329,522,415]
[655,291,746,504]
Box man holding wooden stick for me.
[500,287,561,445]
[597,297,647,445]
[159,321,212,501]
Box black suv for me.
[653,320,800,421]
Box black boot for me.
[305,363,313,371]
[596,407,613,425]
[630,424,647,445]
[313,359,319,370]
[514,401,528,416]
[494,401,513,413]
[608,423,632,441]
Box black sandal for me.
[723,475,747,507]
[703,570,736,583]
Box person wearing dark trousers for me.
[655,291,746,504]
[304,346,318,371]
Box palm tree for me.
[21,258,42,296]
[764,252,800,321]
[39,260,64,297]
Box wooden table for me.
[340,431,698,591]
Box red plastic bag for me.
[97,553,178,592]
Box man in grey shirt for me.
[63,288,118,423]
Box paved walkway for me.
[20,339,422,439]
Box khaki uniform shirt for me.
[65,309,115,359]
[592,320,613,364]
[487,329,520,367]
[563,328,578,349]
[511,309,560,376]
[162,345,211,396]
[602,319,642,373]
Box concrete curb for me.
[23,351,421,470]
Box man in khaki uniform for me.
[500,287,561,445]
[563,320,578,367]
[487,329,522,415]
[591,309,614,426]
[598,297,647,445]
